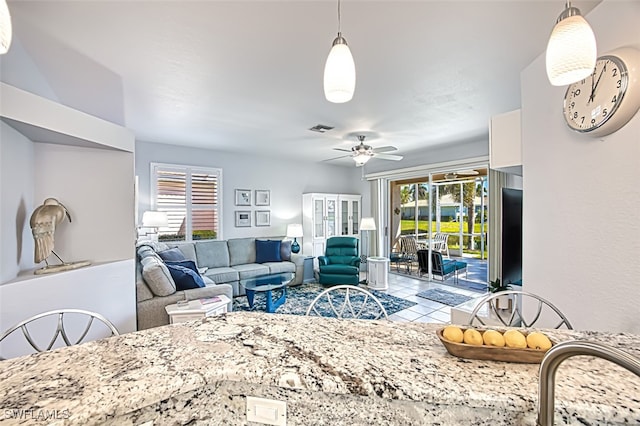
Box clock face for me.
[563,55,629,133]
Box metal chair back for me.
[0,309,119,360]
[305,285,389,320]
[468,290,573,329]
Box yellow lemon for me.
[463,328,483,346]
[503,329,527,349]
[442,326,464,343]
[526,332,552,351]
[482,330,506,347]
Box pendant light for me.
[0,0,12,55]
[545,0,597,86]
[323,0,355,103]
[353,153,371,166]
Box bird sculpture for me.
[30,198,71,264]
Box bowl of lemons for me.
[437,325,554,363]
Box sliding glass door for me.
[388,167,488,279]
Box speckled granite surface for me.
[0,313,638,425]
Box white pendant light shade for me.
[353,153,371,166]
[546,5,597,86]
[324,34,356,103]
[0,0,12,55]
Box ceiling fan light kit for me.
[324,0,355,103]
[0,0,12,54]
[545,1,597,86]
[353,152,372,166]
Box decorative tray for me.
[436,328,555,364]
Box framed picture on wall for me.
[235,189,251,206]
[255,210,270,227]
[235,211,251,227]
[255,190,270,206]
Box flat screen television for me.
[502,188,522,286]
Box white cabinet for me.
[339,195,361,237]
[490,109,522,176]
[302,193,361,258]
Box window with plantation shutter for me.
[151,163,222,241]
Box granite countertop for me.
[0,313,638,425]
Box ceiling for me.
[1,1,600,166]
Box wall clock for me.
[563,47,640,137]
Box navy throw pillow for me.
[158,247,186,262]
[256,240,281,263]
[279,240,292,261]
[165,260,205,290]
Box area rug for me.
[416,288,473,307]
[233,283,416,318]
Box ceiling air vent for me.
[309,124,334,133]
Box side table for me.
[367,256,390,290]
[302,256,315,284]
[165,295,230,324]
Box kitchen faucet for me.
[537,340,640,425]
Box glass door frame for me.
[384,165,488,281]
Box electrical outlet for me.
[246,396,286,426]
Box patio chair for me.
[399,236,420,274]
[0,309,120,360]
[432,233,450,258]
[431,250,466,282]
[305,285,388,320]
[467,290,573,329]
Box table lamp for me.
[286,223,303,254]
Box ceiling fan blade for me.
[332,148,353,153]
[372,145,397,153]
[373,153,403,161]
[457,170,479,175]
[322,154,352,162]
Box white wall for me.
[364,136,489,175]
[0,85,137,345]
[33,143,135,265]
[135,141,369,241]
[521,0,640,332]
[0,122,36,282]
[0,260,136,358]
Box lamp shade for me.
[142,211,168,228]
[361,217,376,231]
[353,153,371,166]
[324,34,356,103]
[0,0,12,54]
[545,6,597,86]
[286,223,303,238]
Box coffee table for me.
[240,272,294,313]
[164,295,231,324]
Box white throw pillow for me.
[141,256,176,296]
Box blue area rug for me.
[233,283,416,318]
[416,288,472,307]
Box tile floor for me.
[379,271,486,323]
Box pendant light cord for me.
[337,0,342,33]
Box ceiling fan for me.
[443,170,480,180]
[328,135,403,166]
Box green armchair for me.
[318,237,361,286]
